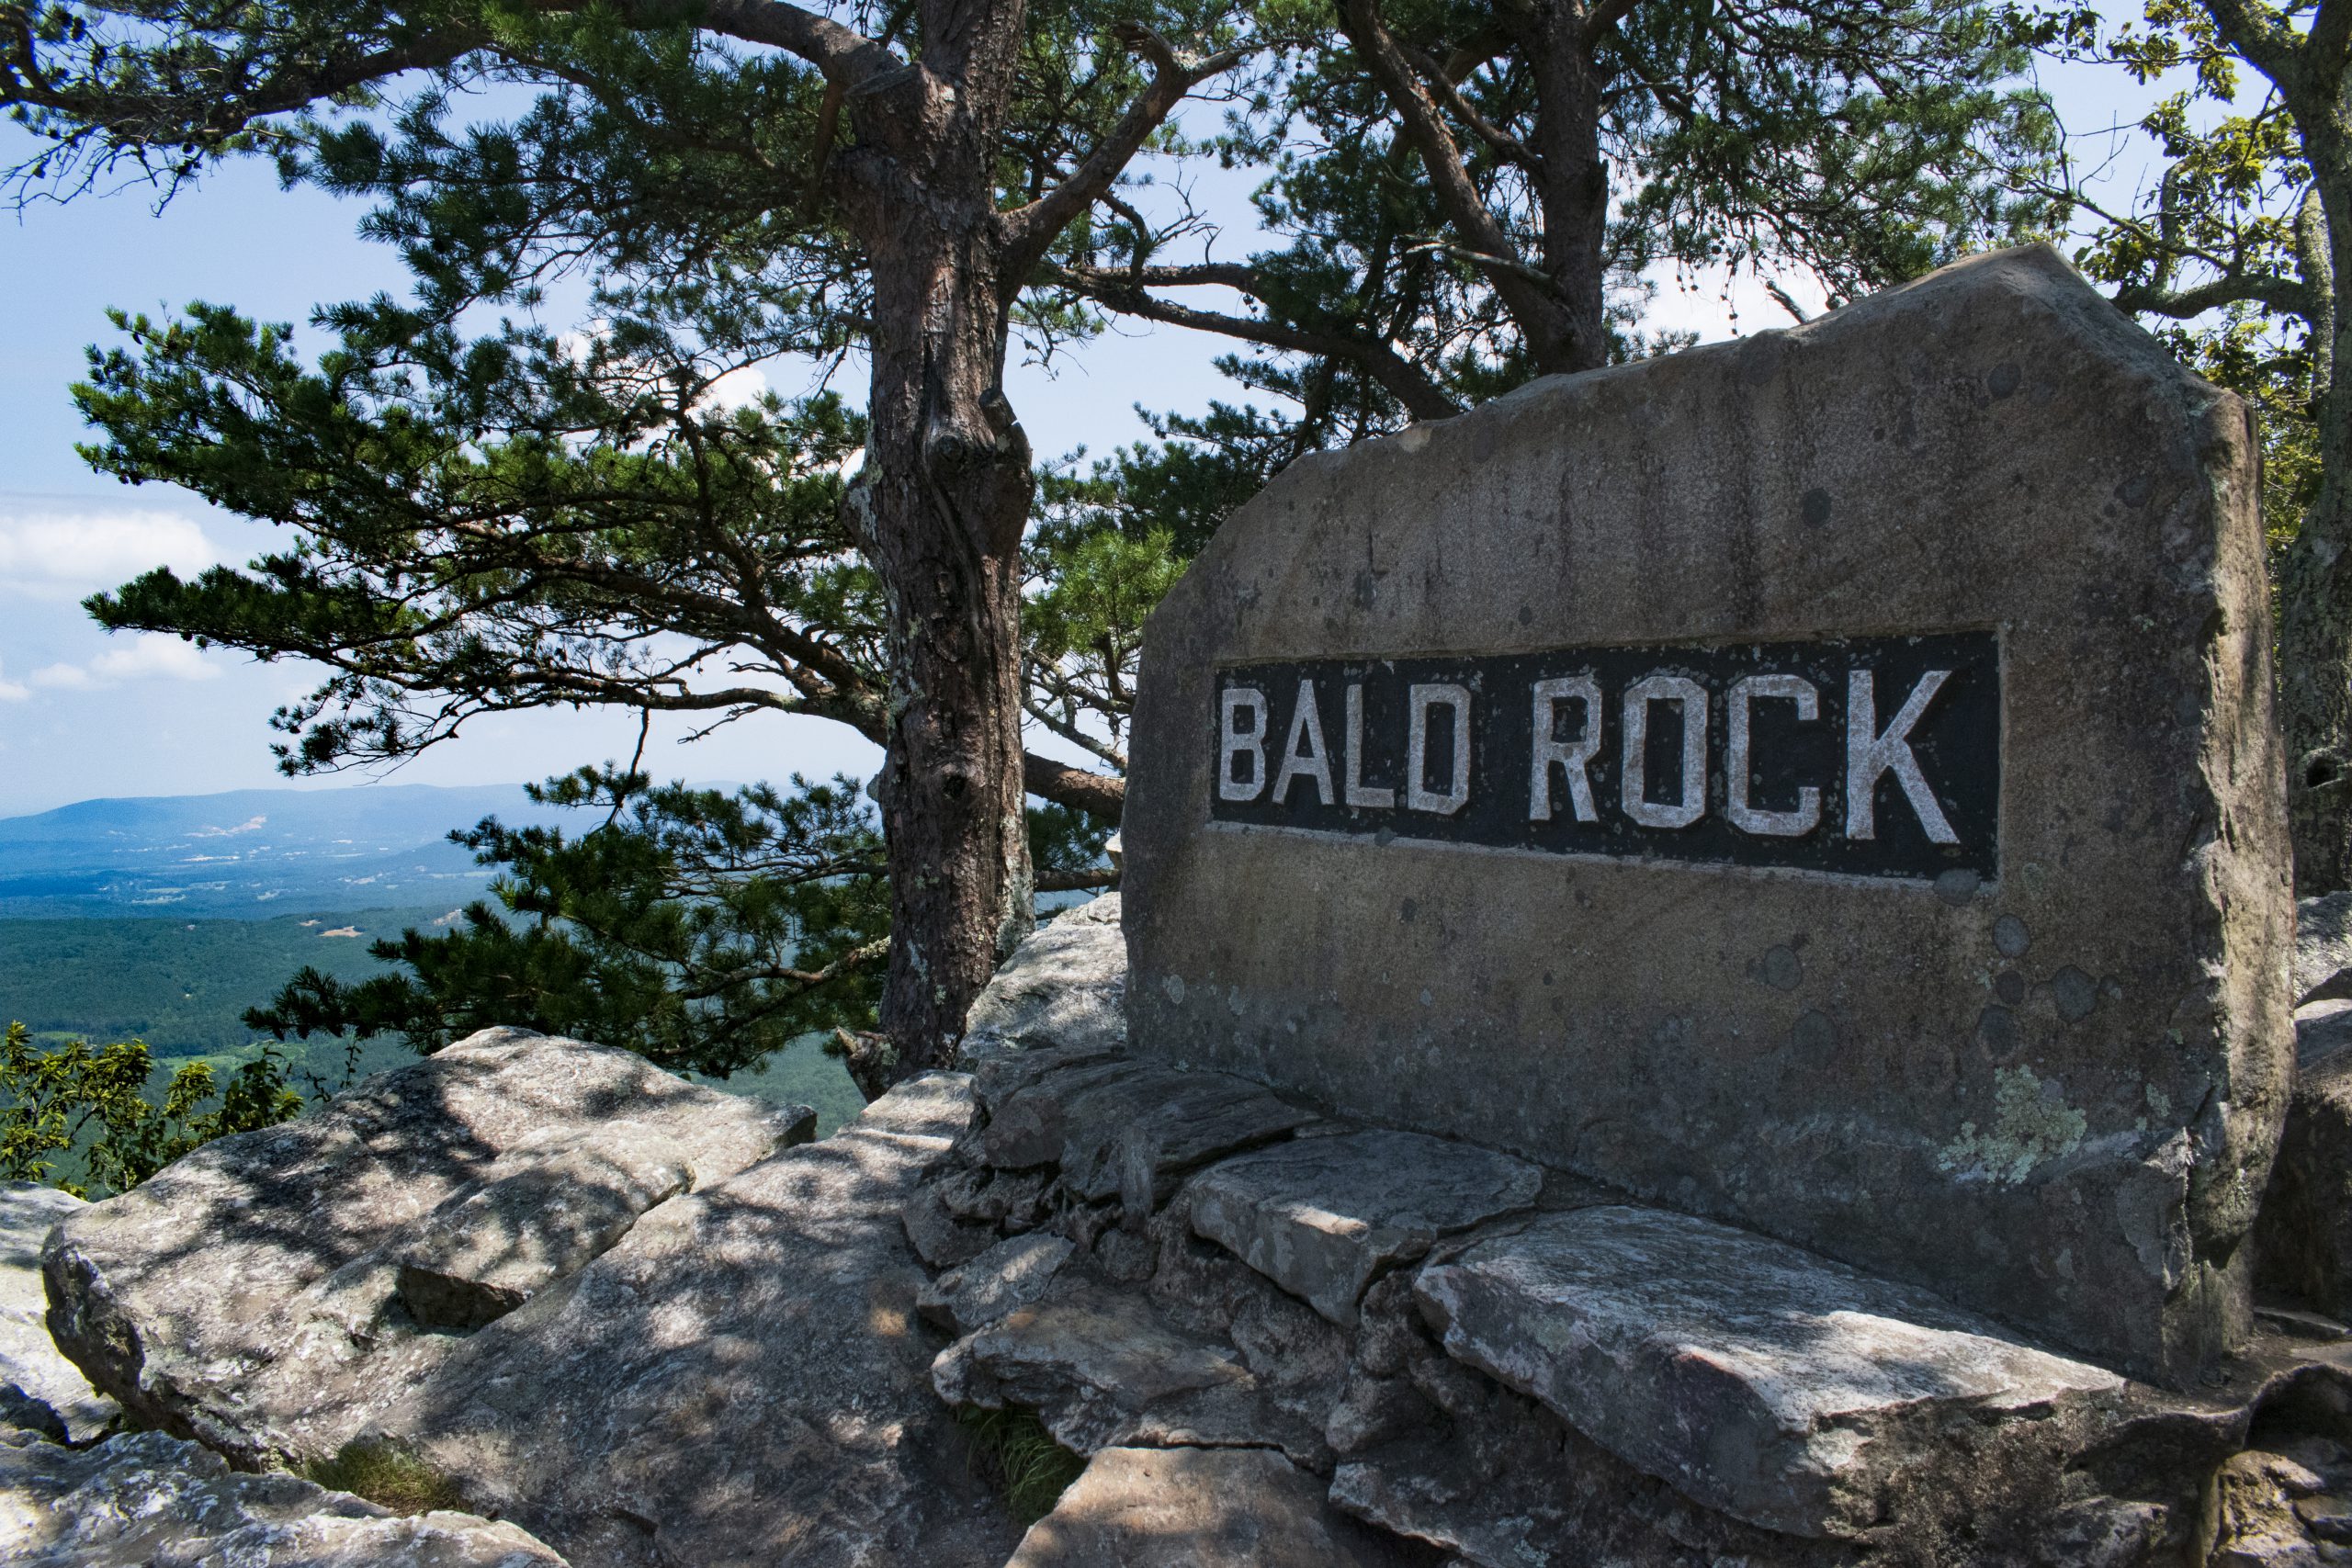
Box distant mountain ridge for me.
[0,784,575,918]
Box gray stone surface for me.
[1414,1205,2126,1540]
[0,1427,569,1567]
[0,1183,114,1441]
[919,1231,1075,1334]
[1186,1131,1541,1325]
[1124,243,2292,1382]
[368,1073,1021,1568]
[962,893,1129,1064]
[2302,998,2352,1067]
[1005,1445,1429,1568]
[2302,893,2352,1005]
[933,1272,1325,1466]
[41,1027,804,1467]
[980,1055,1317,1212]
[2260,1037,2352,1318]
[392,1123,695,1331]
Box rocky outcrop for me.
[901,909,2352,1568]
[0,1427,569,1567]
[0,1183,113,1442]
[42,1027,810,1467]
[364,1073,1023,1568]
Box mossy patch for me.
[954,1404,1085,1524]
[1938,1066,2087,1184]
[302,1438,465,1516]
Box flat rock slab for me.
[41,1028,805,1467]
[1007,1446,1427,1568]
[0,1183,114,1442]
[371,1073,1020,1568]
[962,894,1129,1064]
[933,1274,1325,1467]
[1187,1130,1542,1324]
[1415,1205,2125,1540]
[0,1427,569,1567]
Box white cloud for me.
[0,507,224,601]
[0,660,27,703]
[702,364,773,412]
[28,634,221,692]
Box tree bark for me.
[835,5,1039,1093]
[2278,127,2352,894]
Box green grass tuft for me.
[302,1439,465,1516]
[954,1404,1086,1524]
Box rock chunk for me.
[2301,892,2352,1004]
[1006,1446,1429,1568]
[41,1028,805,1467]
[1186,1131,1541,1325]
[0,1427,569,1567]
[963,893,1128,1063]
[0,1183,114,1442]
[982,1055,1316,1212]
[370,1073,1020,1568]
[920,1232,1075,1335]
[933,1273,1325,1467]
[1415,1205,2125,1540]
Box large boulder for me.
[2257,1023,2352,1317]
[365,1073,1023,1568]
[0,1427,570,1567]
[0,1183,114,1442]
[42,1028,809,1467]
[961,894,1128,1063]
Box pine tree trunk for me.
[2280,141,2352,895]
[835,11,1036,1094]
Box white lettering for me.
[1622,674,1707,829]
[1406,682,1472,815]
[1725,674,1822,838]
[1845,669,1958,843]
[1271,679,1335,806]
[1344,683,1395,809]
[1530,675,1602,823]
[1218,686,1268,802]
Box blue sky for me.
[0,21,2172,818]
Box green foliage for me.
[245,769,891,1078]
[302,1439,465,1516]
[953,1404,1087,1525]
[2052,2,2331,543]
[0,1021,301,1198]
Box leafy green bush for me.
[0,1021,301,1197]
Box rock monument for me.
[1122,243,2294,1382]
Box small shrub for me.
[303,1439,465,1516]
[954,1404,1085,1524]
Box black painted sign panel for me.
[1206,631,1999,881]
